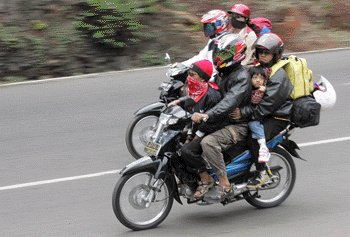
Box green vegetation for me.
[75,0,158,48]
[140,50,164,66]
[0,0,349,83]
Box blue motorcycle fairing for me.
[210,150,252,181]
[135,102,165,115]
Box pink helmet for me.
[200,10,230,38]
[228,4,251,18]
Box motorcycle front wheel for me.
[245,146,296,208]
[112,171,174,231]
[125,114,159,159]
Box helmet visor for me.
[213,45,237,67]
[203,23,216,37]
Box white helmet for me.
[313,75,336,111]
[200,10,230,38]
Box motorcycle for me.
[113,98,303,231]
[125,54,189,159]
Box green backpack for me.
[270,55,314,99]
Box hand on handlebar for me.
[167,99,180,107]
[191,113,209,124]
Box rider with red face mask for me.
[168,59,226,194]
[169,59,223,140]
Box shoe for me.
[258,147,270,163]
[204,183,233,202]
[246,170,270,189]
[193,181,215,198]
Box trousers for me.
[248,121,265,140]
[181,137,207,173]
[247,117,289,171]
[201,123,249,177]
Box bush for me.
[76,0,158,48]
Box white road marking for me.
[0,170,120,191]
[1,136,349,191]
[298,136,350,147]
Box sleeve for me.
[206,73,251,121]
[251,90,264,104]
[240,69,293,120]
[197,89,224,136]
[181,39,212,67]
[241,31,257,66]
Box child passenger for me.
[248,66,270,162]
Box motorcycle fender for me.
[120,157,183,205]
[135,102,164,115]
[169,175,183,205]
[120,157,160,176]
[279,140,306,161]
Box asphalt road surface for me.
[1,49,349,236]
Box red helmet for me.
[228,4,251,18]
[200,10,230,38]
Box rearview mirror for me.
[165,53,171,65]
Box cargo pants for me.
[200,123,249,177]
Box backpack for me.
[270,55,314,99]
[250,17,272,37]
[270,55,320,128]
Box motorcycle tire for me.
[112,171,174,231]
[244,146,296,209]
[125,113,159,159]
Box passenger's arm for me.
[206,75,251,121]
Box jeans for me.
[247,117,289,171]
[248,121,265,140]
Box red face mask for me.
[187,75,209,103]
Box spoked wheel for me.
[112,172,174,231]
[245,146,296,208]
[125,114,159,159]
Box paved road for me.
[0,49,349,236]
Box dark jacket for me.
[240,68,293,121]
[206,64,252,124]
[180,86,223,136]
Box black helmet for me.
[254,33,284,60]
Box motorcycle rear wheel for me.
[125,114,159,159]
[112,171,174,231]
[245,146,296,208]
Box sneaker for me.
[258,147,270,163]
[246,170,270,189]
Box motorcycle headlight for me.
[159,114,178,125]
[159,114,170,125]
[167,117,179,125]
